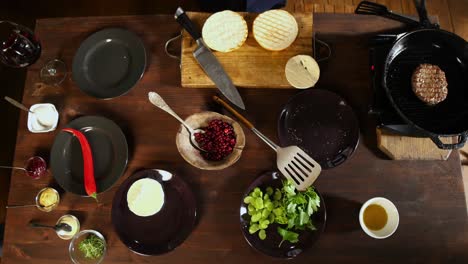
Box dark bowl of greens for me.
[69,230,106,264]
[240,171,326,258]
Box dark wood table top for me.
[3,13,468,264]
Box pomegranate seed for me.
[194,119,237,161]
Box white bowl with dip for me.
[27,103,59,133]
[359,197,399,239]
[56,214,81,240]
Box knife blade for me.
[174,7,246,110]
[193,40,245,109]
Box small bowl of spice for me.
[176,111,245,170]
[69,230,106,264]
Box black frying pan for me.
[356,0,468,149]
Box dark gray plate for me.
[278,89,360,169]
[50,116,128,196]
[240,172,326,259]
[72,28,146,99]
[112,169,197,256]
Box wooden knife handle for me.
[213,96,254,130]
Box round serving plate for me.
[51,116,128,196]
[112,169,197,256]
[278,89,360,169]
[240,171,326,259]
[72,28,146,99]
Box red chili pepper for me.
[62,128,97,201]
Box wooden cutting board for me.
[376,128,454,160]
[180,12,313,88]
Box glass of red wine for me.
[0,21,41,68]
[1,21,67,86]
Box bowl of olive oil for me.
[359,197,399,239]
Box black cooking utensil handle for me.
[330,153,347,167]
[174,7,202,41]
[414,0,434,28]
[385,13,421,28]
[429,133,468,150]
[369,34,399,46]
[355,1,420,28]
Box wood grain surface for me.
[376,128,454,160]
[180,12,313,88]
[2,14,468,264]
[447,0,468,40]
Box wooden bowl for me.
[175,111,245,170]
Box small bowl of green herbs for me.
[69,230,106,264]
[240,171,326,259]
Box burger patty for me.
[411,63,448,105]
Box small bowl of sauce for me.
[56,214,80,240]
[359,197,399,239]
[26,156,48,179]
[35,187,60,212]
[27,103,59,133]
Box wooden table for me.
[3,14,468,263]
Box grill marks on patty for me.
[411,63,448,105]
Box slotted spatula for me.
[355,1,420,28]
[213,96,321,191]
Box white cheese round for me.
[127,178,165,217]
[202,10,248,52]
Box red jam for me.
[194,119,237,161]
[25,156,47,179]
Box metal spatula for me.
[213,96,321,191]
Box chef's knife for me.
[174,7,246,110]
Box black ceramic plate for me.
[50,116,128,196]
[112,169,197,256]
[278,89,360,169]
[240,172,326,259]
[72,28,146,99]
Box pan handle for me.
[414,0,435,28]
[165,33,182,61]
[429,133,467,150]
[370,34,399,46]
[314,37,332,62]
